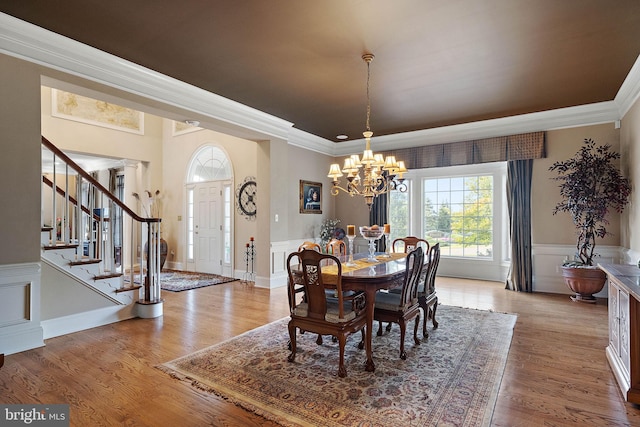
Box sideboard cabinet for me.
[599,263,640,404]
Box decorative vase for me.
[144,237,168,270]
[561,266,607,303]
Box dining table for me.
[318,251,408,372]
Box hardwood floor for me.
[2,277,640,426]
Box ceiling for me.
[3,1,640,142]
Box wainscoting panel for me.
[0,263,44,355]
[532,244,624,297]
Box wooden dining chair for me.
[286,249,366,377]
[419,243,440,338]
[392,236,429,254]
[373,246,424,360]
[292,241,322,310]
[325,238,347,256]
[298,241,321,252]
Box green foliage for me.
[450,176,493,248]
[319,218,340,247]
[389,190,409,241]
[549,138,631,266]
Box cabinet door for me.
[619,287,631,377]
[609,281,620,356]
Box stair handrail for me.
[42,136,156,224]
[42,136,162,305]
[43,176,112,222]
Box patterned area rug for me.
[157,305,516,426]
[155,270,237,292]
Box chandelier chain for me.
[365,59,371,133]
[327,52,408,209]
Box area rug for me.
[125,270,238,292]
[157,305,516,426]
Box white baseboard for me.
[42,304,137,339]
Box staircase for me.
[41,228,139,305]
[41,136,163,316]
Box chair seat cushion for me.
[293,301,358,323]
[375,291,416,311]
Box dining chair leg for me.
[337,335,347,378]
[358,328,365,349]
[413,314,421,346]
[287,323,297,362]
[421,304,429,338]
[376,321,384,336]
[431,299,439,329]
[399,319,407,360]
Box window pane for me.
[389,181,410,242]
[419,174,494,259]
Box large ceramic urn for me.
[561,266,607,303]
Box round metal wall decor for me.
[236,176,257,220]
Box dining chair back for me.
[286,249,366,377]
[373,246,424,359]
[418,243,440,337]
[392,236,429,254]
[298,241,321,252]
[325,238,347,256]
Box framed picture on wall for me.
[300,180,322,214]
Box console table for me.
[598,263,640,404]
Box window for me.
[223,183,231,264]
[389,162,507,280]
[187,146,231,182]
[187,187,194,261]
[423,175,493,258]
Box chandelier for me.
[327,53,408,209]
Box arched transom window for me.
[187,145,231,183]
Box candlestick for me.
[384,223,390,234]
[345,234,356,266]
[347,225,355,236]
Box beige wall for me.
[288,145,343,239]
[0,55,42,264]
[532,123,622,247]
[161,122,259,268]
[41,87,164,185]
[621,95,640,255]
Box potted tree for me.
[549,138,631,302]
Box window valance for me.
[384,131,545,169]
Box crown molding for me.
[287,128,336,155]
[332,100,620,156]
[1,12,639,158]
[615,54,640,118]
[0,13,293,141]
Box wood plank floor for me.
[2,277,640,426]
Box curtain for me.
[505,159,533,292]
[369,193,388,252]
[383,131,545,169]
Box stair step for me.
[41,226,53,232]
[115,285,142,294]
[94,273,123,280]
[69,259,101,266]
[43,243,79,250]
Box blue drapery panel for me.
[384,131,545,169]
[505,159,533,292]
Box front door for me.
[194,182,222,274]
